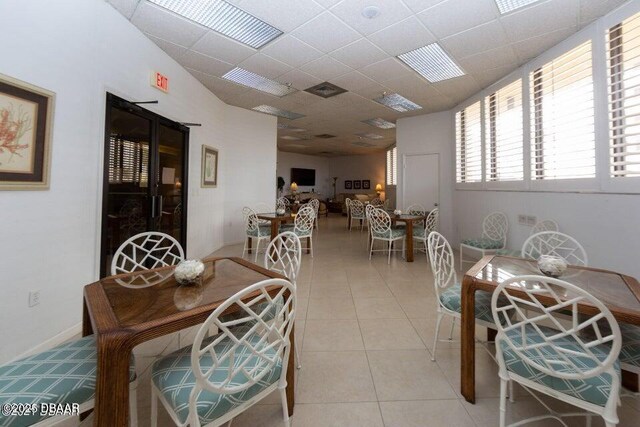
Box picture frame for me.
[353,180,361,190]
[362,180,370,190]
[201,145,218,188]
[344,180,352,189]
[0,73,54,190]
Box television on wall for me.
[291,168,315,186]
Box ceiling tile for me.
[191,31,256,64]
[401,0,448,14]
[107,0,140,19]
[145,34,188,61]
[359,58,414,83]
[500,0,579,43]
[276,69,323,91]
[238,53,293,79]
[180,51,235,76]
[441,19,509,58]
[131,2,208,47]
[331,71,377,92]
[313,0,342,7]
[228,0,325,32]
[330,38,388,69]
[261,35,323,68]
[382,74,441,102]
[579,0,627,25]
[418,0,499,39]
[432,75,482,103]
[474,64,519,89]
[458,45,519,73]
[368,16,436,56]
[299,55,353,81]
[510,26,576,63]
[188,69,249,98]
[292,12,361,53]
[330,0,413,36]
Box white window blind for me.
[530,41,595,180]
[455,101,482,183]
[485,79,524,181]
[386,146,397,186]
[108,136,149,186]
[607,11,640,178]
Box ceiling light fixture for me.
[494,0,542,14]
[397,43,465,83]
[252,105,305,120]
[222,68,296,97]
[362,6,381,19]
[149,0,282,48]
[356,132,384,140]
[374,93,422,112]
[277,123,307,132]
[280,135,302,140]
[362,118,396,129]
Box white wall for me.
[329,152,386,199]
[396,111,455,240]
[0,0,276,363]
[276,151,331,197]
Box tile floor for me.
[95,215,640,426]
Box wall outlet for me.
[28,290,41,307]
[526,215,537,226]
[518,214,527,225]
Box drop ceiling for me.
[106,0,627,156]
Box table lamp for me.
[290,182,298,194]
[375,183,382,196]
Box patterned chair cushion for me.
[151,327,282,425]
[496,249,521,257]
[372,228,405,240]
[500,324,619,407]
[620,323,640,369]
[413,228,427,238]
[461,237,503,250]
[0,336,136,427]
[246,225,270,237]
[439,283,497,324]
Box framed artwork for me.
[0,73,54,190]
[353,180,361,190]
[344,180,352,189]
[362,180,370,190]
[201,145,218,188]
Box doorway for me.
[100,93,189,277]
[402,153,439,210]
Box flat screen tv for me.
[291,168,315,186]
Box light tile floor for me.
[119,215,640,427]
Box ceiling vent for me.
[355,132,384,140]
[315,134,336,139]
[304,82,348,98]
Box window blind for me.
[456,101,482,183]
[386,146,397,186]
[607,11,640,178]
[485,79,524,181]
[530,41,596,180]
[108,136,149,185]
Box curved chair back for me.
[521,231,588,266]
[308,198,320,221]
[427,232,457,296]
[369,208,392,236]
[264,232,302,285]
[111,231,184,275]
[365,203,376,220]
[276,197,290,210]
[294,205,315,236]
[425,208,439,234]
[531,219,559,235]
[350,200,365,218]
[243,207,262,234]
[482,212,508,247]
[406,204,426,216]
[492,275,621,380]
[190,278,295,396]
[370,197,383,207]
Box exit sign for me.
[152,71,169,93]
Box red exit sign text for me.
[152,72,169,93]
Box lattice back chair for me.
[369,208,405,264]
[497,219,560,257]
[308,198,320,230]
[427,231,500,362]
[111,231,184,276]
[370,197,383,207]
[349,200,366,231]
[491,275,621,427]
[412,208,439,261]
[242,207,270,262]
[276,197,290,211]
[254,202,273,226]
[288,205,315,258]
[521,231,588,267]
[150,278,296,427]
[460,212,509,270]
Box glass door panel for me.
[156,123,186,241]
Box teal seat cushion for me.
[439,283,497,323]
[500,324,619,407]
[279,224,294,231]
[247,225,270,237]
[620,323,640,369]
[0,336,136,427]
[461,237,503,249]
[152,326,282,425]
[496,249,521,257]
[219,296,284,326]
[373,228,405,239]
[413,228,427,238]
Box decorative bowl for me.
[537,255,567,278]
[173,283,204,311]
[174,259,205,285]
[393,209,402,215]
[276,208,286,215]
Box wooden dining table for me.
[460,255,640,403]
[389,213,426,263]
[82,257,296,426]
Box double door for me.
[100,93,189,277]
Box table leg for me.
[306,237,311,254]
[347,211,351,230]
[286,323,295,416]
[94,333,133,426]
[270,221,279,241]
[248,237,252,254]
[405,221,414,262]
[622,370,639,392]
[461,276,477,403]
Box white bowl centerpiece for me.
[393,209,402,215]
[174,259,205,285]
[537,255,567,278]
[276,207,286,215]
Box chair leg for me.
[310,236,314,258]
[242,237,248,258]
[499,378,508,427]
[387,240,392,264]
[369,238,374,260]
[449,317,456,340]
[432,312,444,362]
[150,387,158,427]
[460,245,464,271]
[254,238,260,262]
[279,386,291,427]
[509,379,514,403]
[295,337,302,370]
[129,383,138,427]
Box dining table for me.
[256,211,304,246]
[460,255,640,404]
[388,212,426,263]
[82,257,296,426]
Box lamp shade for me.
[290,182,298,191]
[375,184,382,191]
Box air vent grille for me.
[305,82,348,98]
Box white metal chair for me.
[280,205,315,257]
[242,207,271,262]
[370,197,383,207]
[460,212,508,270]
[497,219,560,257]
[427,231,501,361]
[0,336,138,427]
[521,231,588,266]
[150,278,295,427]
[349,200,366,231]
[369,208,405,264]
[412,208,439,261]
[111,231,185,275]
[406,204,426,215]
[276,197,290,211]
[308,198,320,230]
[491,275,622,427]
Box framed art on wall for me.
[353,180,361,189]
[362,180,370,190]
[0,73,54,190]
[201,145,218,187]
[344,180,352,189]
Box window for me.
[455,101,482,183]
[530,41,596,180]
[485,79,524,182]
[108,136,149,186]
[607,11,640,178]
[386,146,397,186]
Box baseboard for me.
[9,322,82,363]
